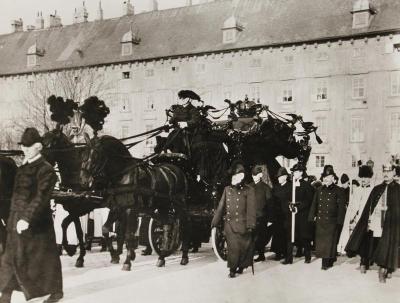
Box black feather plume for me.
[80,96,110,133]
[47,95,78,125]
[178,90,201,101]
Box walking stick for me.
[291,176,297,244]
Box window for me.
[27,80,34,89]
[27,55,37,67]
[315,117,328,142]
[120,93,131,112]
[284,55,294,65]
[145,69,154,78]
[121,125,130,138]
[122,71,131,79]
[282,83,293,103]
[352,76,366,99]
[171,66,179,72]
[224,60,233,70]
[145,125,155,148]
[351,155,358,168]
[353,12,369,29]
[316,79,328,101]
[391,72,400,96]
[316,51,329,61]
[249,83,260,101]
[121,43,133,56]
[196,63,206,74]
[250,58,262,68]
[223,29,235,44]
[390,113,400,141]
[353,47,366,59]
[315,155,325,168]
[146,94,154,111]
[350,116,365,142]
[223,86,232,100]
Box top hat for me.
[291,163,307,172]
[251,165,263,176]
[276,167,289,178]
[18,127,42,147]
[358,165,373,178]
[382,163,394,172]
[321,165,336,178]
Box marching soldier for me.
[308,165,346,270]
[338,165,373,255]
[248,165,273,262]
[291,164,314,263]
[211,161,256,278]
[0,128,63,303]
[346,164,400,282]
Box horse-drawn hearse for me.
[0,91,321,271]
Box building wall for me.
[1,33,400,179]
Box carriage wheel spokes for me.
[149,212,182,267]
[211,224,227,261]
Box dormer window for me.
[121,28,140,56]
[222,15,243,44]
[351,0,377,29]
[26,43,45,67]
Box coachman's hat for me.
[340,173,350,184]
[321,165,336,178]
[291,163,307,172]
[18,127,42,147]
[251,165,263,176]
[358,165,373,178]
[276,167,289,178]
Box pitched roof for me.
[0,0,399,76]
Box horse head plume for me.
[47,95,78,127]
[178,90,201,102]
[79,96,110,136]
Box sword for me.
[291,177,297,244]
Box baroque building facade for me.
[0,0,399,178]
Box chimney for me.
[351,0,376,29]
[11,18,23,33]
[186,0,193,5]
[123,0,135,15]
[48,11,62,28]
[96,1,104,21]
[35,12,44,30]
[148,0,158,11]
[74,2,89,24]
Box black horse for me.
[42,129,114,267]
[0,156,17,255]
[80,135,191,269]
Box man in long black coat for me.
[248,165,273,262]
[0,128,63,303]
[273,167,294,264]
[291,164,314,263]
[308,165,346,270]
[345,164,400,283]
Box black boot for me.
[141,246,152,256]
[43,292,64,303]
[228,269,236,278]
[254,254,266,262]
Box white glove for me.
[267,222,273,227]
[178,121,188,128]
[16,220,29,234]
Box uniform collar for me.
[22,154,42,165]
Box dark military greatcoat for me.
[308,184,346,258]
[0,157,62,301]
[212,184,256,269]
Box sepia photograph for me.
[0,0,399,302]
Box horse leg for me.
[122,209,138,271]
[61,215,77,257]
[103,209,119,264]
[74,217,86,268]
[176,198,190,266]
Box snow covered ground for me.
[10,243,400,303]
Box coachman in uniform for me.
[346,164,400,283]
[0,128,63,303]
[308,165,346,270]
[211,161,256,278]
[248,165,273,262]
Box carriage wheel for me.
[211,226,227,261]
[148,216,182,258]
